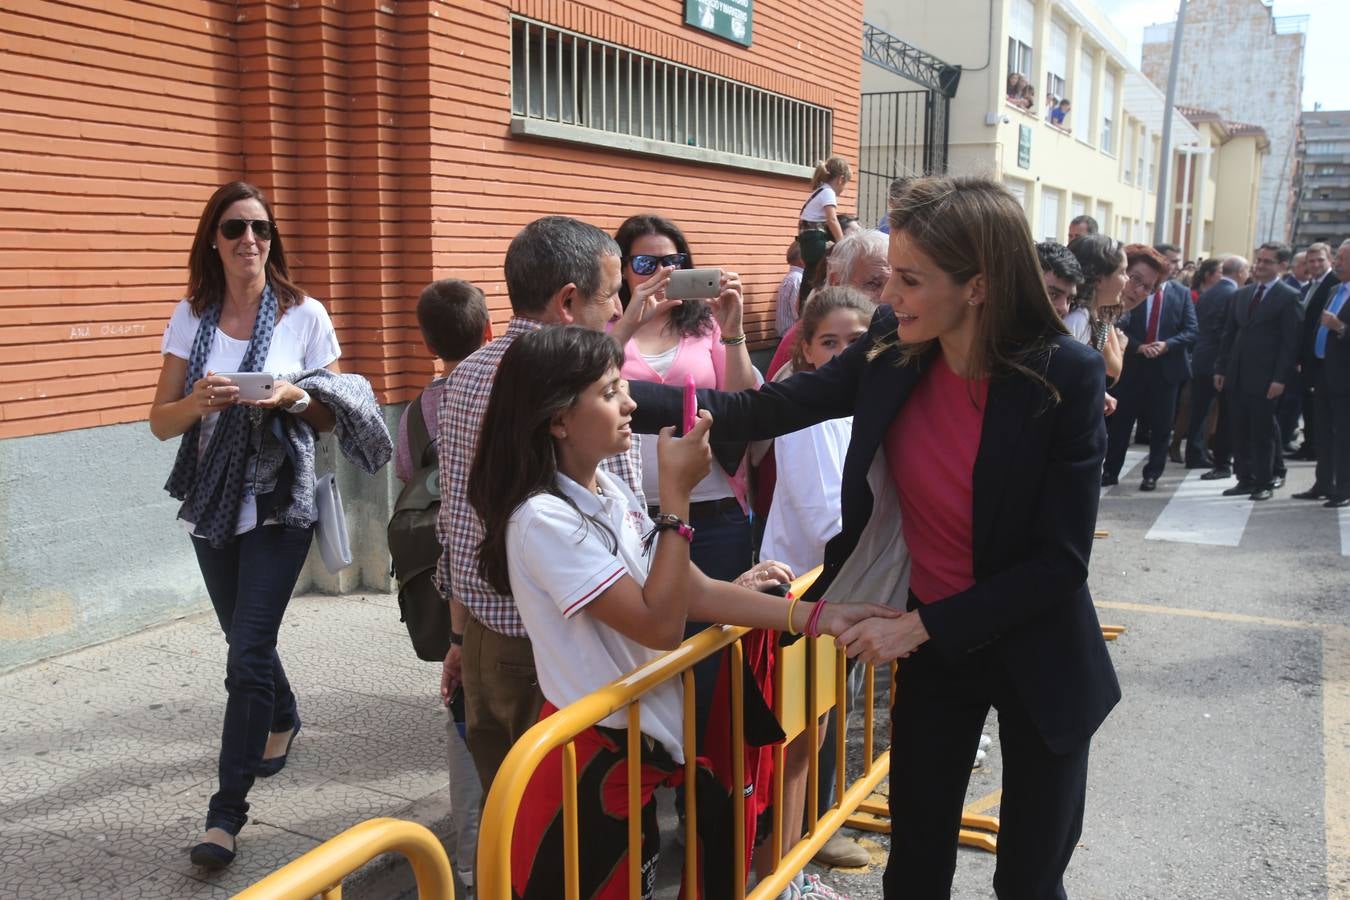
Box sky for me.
[1096,0,1349,111]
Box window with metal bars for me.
[509,16,831,175]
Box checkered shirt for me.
[435,317,645,637]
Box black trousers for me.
[1277,386,1303,446]
[1186,373,1220,463]
[883,644,1090,899]
[1106,365,1177,481]
[1315,388,1350,498]
[1229,392,1285,488]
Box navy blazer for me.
[1192,279,1238,378]
[1216,279,1302,396]
[1297,273,1341,377]
[1323,284,1350,396]
[629,307,1121,753]
[1117,280,1198,384]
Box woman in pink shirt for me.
[628,177,1119,898]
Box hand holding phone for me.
[216,372,275,403]
[666,268,722,301]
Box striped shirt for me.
[435,316,645,637]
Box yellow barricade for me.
[233,817,455,900]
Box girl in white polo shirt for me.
[468,326,894,900]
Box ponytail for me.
[811,156,852,190]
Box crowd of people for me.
[147,165,1347,900]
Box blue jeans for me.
[192,524,313,834]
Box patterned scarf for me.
[163,284,279,548]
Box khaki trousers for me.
[462,615,545,798]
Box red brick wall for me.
[0,0,862,439]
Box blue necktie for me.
[1316,284,1349,360]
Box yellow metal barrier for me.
[477,567,1000,900]
[233,818,455,900]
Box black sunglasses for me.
[218,218,275,241]
[627,253,688,275]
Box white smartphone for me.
[666,268,721,300]
[217,372,276,402]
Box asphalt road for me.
[816,452,1348,899]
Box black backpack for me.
[388,391,451,662]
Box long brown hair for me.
[878,176,1067,394]
[187,181,304,316]
[469,326,626,597]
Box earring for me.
[559,430,568,439]
[968,299,977,306]
[211,243,217,249]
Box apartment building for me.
[1172,107,1270,258]
[863,0,1204,245]
[1293,110,1350,248]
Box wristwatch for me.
[286,389,311,414]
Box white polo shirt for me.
[762,417,852,577]
[506,469,686,761]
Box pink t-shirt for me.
[884,355,989,604]
[620,319,728,392]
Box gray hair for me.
[504,216,620,316]
[1220,255,1248,278]
[827,229,889,285]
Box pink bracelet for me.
[805,600,828,638]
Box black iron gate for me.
[857,89,951,229]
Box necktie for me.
[1315,284,1349,360]
[1145,291,1163,343]
[1247,284,1266,321]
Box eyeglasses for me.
[1125,271,1157,293]
[218,218,274,241]
[627,253,688,275]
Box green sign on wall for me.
[685,0,752,47]
[1018,124,1032,169]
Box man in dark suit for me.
[1313,241,1350,507]
[1289,243,1339,474]
[1188,255,1247,472]
[1103,248,1198,490]
[1215,242,1302,501]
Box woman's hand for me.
[836,610,929,664]
[815,602,902,638]
[191,371,240,416]
[712,270,745,337]
[1104,392,1118,416]
[734,559,795,592]
[239,379,304,410]
[612,266,680,345]
[656,410,713,503]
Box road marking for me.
[1324,625,1350,893]
[1101,448,1148,498]
[1144,469,1254,546]
[1094,600,1319,631]
[964,788,1002,815]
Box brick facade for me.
[1,0,862,440]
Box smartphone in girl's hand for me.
[681,374,697,437]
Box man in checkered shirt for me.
[436,216,648,791]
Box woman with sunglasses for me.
[149,182,342,869]
[613,214,759,585]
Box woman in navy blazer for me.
[629,176,1120,898]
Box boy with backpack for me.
[390,278,491,893]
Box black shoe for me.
[1185,456,1213,470]
[1222,483,1255,496]
[1294,447,1318,461]
[1168,447,1183,464]
[1272,476,1285,490]
[1325,497,1350,508]
[1201,468,1233,481]
[255,716,301,778]
[1293,489,1329,500]
[1101,473,1118,487]
[1140,478,1158,491]
[190,834,237,870]
[1251,488,1274,501]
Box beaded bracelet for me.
[641,513,694,554]
[719,333,747,346]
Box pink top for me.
[767,322,801,380]
[884,355,989,604]
[620,318,729,393]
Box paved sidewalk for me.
[0,594,454,899]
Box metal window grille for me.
[510,16,831,167]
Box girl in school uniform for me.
[467,326,894,900]
[629,176,1121,898]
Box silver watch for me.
[287,389,311,414]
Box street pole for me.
[1153,0,1188,245]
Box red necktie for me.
[1247,284,1266,320]
[1145,291,1163,343]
